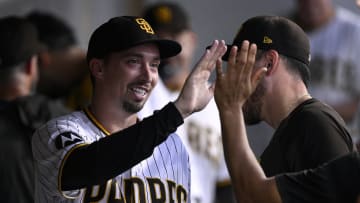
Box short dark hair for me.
[26,10,77,51]
[0,16,43,70]
[256,49,310,87]
[281,55,311,87]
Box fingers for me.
[215,58,224,79]
[237,40,250,68]
[208,40,227,58]
[245,43,267,88]
[196,40,227,74]
[206,40,227,72]
[219,40,263,93]
[224,40,251,81]
[228,45,238,66]
[243,43,257,81]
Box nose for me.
[141,62,155,81]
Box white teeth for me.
[132,87,146,96]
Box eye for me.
[150,61,160,68]
[127,58,140,64]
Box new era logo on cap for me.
[263,36,272,44]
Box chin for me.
[123,102,144,114]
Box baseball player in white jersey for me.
[31,16,227,202]
[33,108,190,202]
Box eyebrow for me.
[121,52,161,61]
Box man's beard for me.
[122,82,152,114]
[123,100,144,114]
[243,81,266,125]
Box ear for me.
[24,55,38,76]
[37,51,51,67]
[88,58,105,81]
[264,49,279,75]
[188,30,198,45]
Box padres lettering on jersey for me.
[80,178,187,202]
[32,109,190,203]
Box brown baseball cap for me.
[223,15,311,66]
[86,16,182,63]
[143,2,190,34]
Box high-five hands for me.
[175,40,227,118]
[214,40,268,111]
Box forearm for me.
[61,102,183,190]
[219,108,280,203]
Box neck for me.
[89,100,138,134]
[0,84,30,101]
[285,93,312,116]
[264,91,311,129]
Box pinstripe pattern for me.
[32,110,190,202]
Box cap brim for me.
[135,39,181,59]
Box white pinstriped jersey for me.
[32,109,190,203]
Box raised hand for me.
[214,40,267,111]
[174,40,227,118]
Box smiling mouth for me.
[130,87,148,97]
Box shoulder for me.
[33,111,87,143]
[294,99,344,124]
[32,111,92,159]
[335,7,360,33]
[336,7,360,25]
[288,99,350,142]
[276,152,360,203]
[40,111,84,130]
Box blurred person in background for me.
[26,10,91,110]
[141,2,236,203]
[289,0,360,146]
[0,15,68,203]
